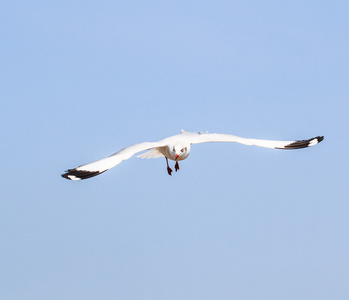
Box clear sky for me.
[1,1,348,299]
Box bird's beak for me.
[175,154,179,160]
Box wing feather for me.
[137,148,165,159]
[61,141,166,180]
[188,132,324,150]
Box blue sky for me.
[1,1,348,299]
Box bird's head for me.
[172,143,190,161]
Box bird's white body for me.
[62,130,324,180]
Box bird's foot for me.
[167,166,173,176]
[175,161,180,172]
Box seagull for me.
[61,130,324,180]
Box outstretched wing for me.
[62,141,165,180]
[189,132,324,149]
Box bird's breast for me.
[157,146,190,161]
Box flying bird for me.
[61,130,324,180]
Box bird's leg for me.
[175,161,180,172]
[165,157,173,176]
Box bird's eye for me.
[181,149,184,152]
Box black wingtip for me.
[283,140,308,149]
[280,136,324,150]
[318,136,324,143]
[61,169,106,180]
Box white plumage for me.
[62,130,324,180]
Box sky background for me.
[1,1,348,299]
